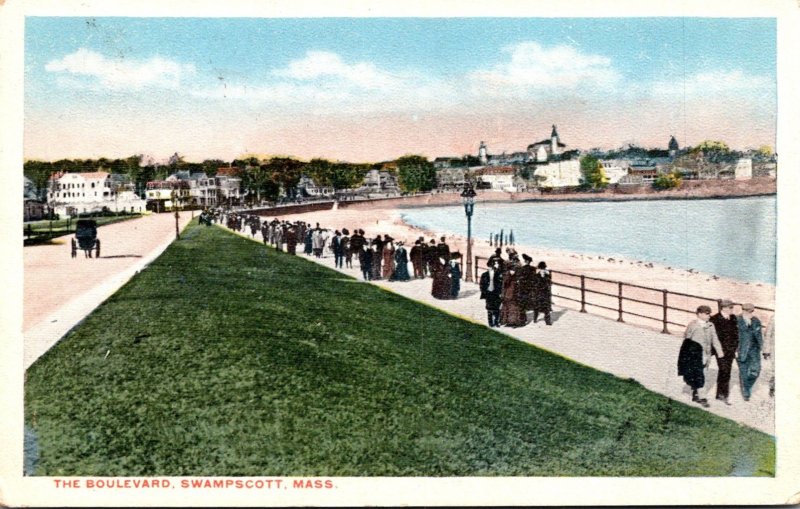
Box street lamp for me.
[461,182,477,282]
[171,189,180,240]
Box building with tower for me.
[527,125,567,163]
[668,136,679,159]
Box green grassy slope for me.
[25,220,775,476]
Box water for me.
[400,196,776,284]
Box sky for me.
[24,17,777,163]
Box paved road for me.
[24,212,193,369]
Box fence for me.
[474,256,773,334]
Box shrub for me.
[653,171,683,190]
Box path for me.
[24,212,193,369]
[226,226,775,435]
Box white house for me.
[477,167,517,192]
[600,160,631,184]
[48,171,146,217]
[734,158,753,180]
[532,159,582,187]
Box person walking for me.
[532,261,553,325]
[487,248,504,272]
[410,239,424,279]
[342,229,352,269]
[304,226,313,255]
[737,303,763,402]
[500,265,527,327]
[517,254,535,319]
[425,239,438,278]
[392,241,411,281]
[285,226,297,255]
[370,241,383,280]
[349,229,365,263]
[678,305,724,408]
[359,244,373,281]
[332,230,344,268]
[382,236,396,280]
[437,236,450,261]
[431,255,452,299]
[710,298,739,405]
[449,253,462,299]
[480,260,504,327]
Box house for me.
[532,159,582,188]
[298,175,334,197]
[599,160,630,184]
[48,171,146,217]
[527,125,567,163]
[476,166,517,191]
[436,168,468,190]
[361,169,399,194]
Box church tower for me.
[668,135,679,159]
[478,141,488,165]
[550,125,560,156]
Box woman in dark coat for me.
[532,261,553,325]
[449,253,462,298]
[370,242,383,280]
[392,241,411,281]
[500,267,527,327]
[431,256,452,299]
[285,226,297,255]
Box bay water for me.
[400,195,776,284]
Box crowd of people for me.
[678,299,774,408]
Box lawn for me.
[24,220,775,476]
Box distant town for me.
[23,125,778,221]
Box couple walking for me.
[479,255,552,328]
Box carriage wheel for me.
[71,239,77,258]
[95,239,101,258]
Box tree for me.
[396,155,436,193]
[757,145,774,158]
[653,170,683,190]
[579,155,608,190]
[23,160,55,201]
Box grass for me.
[24,220,775,476]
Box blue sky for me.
[24,17,777,162]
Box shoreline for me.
[277,206,776,319]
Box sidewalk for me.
[24,212,193,370]
[229,227,774,436]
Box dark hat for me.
[537,261,547,269]
[495,248,502,255]
[697,305,712,314]
[451,251,461,259]
[342,228,349,235]
[720,298,734,308]
[522,254,532,263]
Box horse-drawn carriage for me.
[71,219,101,258]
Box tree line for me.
[23,154,438,203]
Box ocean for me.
[400,195,777,284]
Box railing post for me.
[661,289,669,334]
[580,275,587,313]
[617,282,624,322]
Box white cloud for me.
[650,69,774,97]
[272,50,400,90]
[469,41,621,93]
[45,48,196,90]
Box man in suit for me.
[710,298,739,405]
[480,259,504,327]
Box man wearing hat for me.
[679,305,724,407]
[710,298,740,405]
[532,261,553,325]
[737,303,764,401]
[516,254,536,317]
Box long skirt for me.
[393,261,411,281]
[501,300,527,327]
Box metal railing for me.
[474,256,774,334]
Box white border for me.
[2,0,798,506]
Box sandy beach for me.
[268,204,775,334]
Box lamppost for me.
[461,182,477,282]
[171,189,180,240]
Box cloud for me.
[271,50,400,90]
[468,41,621,94]
[45,48,196,90]
[650,69,774,98]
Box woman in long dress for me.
[392,241,411,281]
[532,261,553,325]
[500,267,527,327]
[382,237,396,280]
[449,254,462,298]
[370,242,383,280]
[431,256,452,299]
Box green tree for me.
[396,155,436,193]
[580,155,608,190]
[23,160,55,200]
[653,170,683,190]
